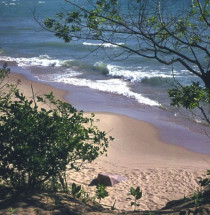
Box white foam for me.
[52,75,160,106]
[107,65,176,82]
[94,61,107,67]
[38,1,45,3]
[83,42,124,48]
[0,55,63,67]
[0,55,160,106]
[37,70,82,81]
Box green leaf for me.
[130,187,135,196]
[136,186,140,193]
[136,191,142,200]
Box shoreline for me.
[7,71,210,169]
[8,70,210,156]
[5,71,210,210]
[5,60,210,155]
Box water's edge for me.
[7,63,210,155]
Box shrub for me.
[129,186,142,211]
[0,65,113,189]
[95,183,109,203]
[71,183,81,199]
[200,169,210,191]
[0,63,16,103]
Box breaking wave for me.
[107,65,179,82]
[141,77,175,86]
[83,42,124,48]
[48,75,160,107]
[0,55,192,106]
[0,47,3,54]
[0,55,63,67]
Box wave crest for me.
[0,55,62,67]
[0,47,4,54]
[48,75,160,107]
[107,65,182,85]
[94,62,109,75]
[83,42,124,48]
[141,77,175,86]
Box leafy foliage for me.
[81,187,90,203]
[0,63,10,80]
[129,186,142,211]
[193,192,202,208]
[71,183,82,199]
[0,64,17,103]
[95,183,109,203]
[0,66,113,189]
[200,170,210,190]
[169,82,210,110]
[169,82,210,124]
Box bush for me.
[0,65,113,189]
[129,186,142,211]
[168,82,210,124]
[95,183,109,203]
[200,170,210,191]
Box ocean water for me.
[1,0,210,154]
[0,0,205,108]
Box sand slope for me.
[68,113,210,211]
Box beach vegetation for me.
[43,0,210,124]
[129,186,142,211]
[200,169,210,190]
[0,63,17,102]
[193,192,202,208]
[168,81,210,124]
[0,63,10,81]
[0,64,113,190]
[111,199,116,210]
[81,187,90,204]
[95,183,109,203]
[71,183,82,199]
[8,207,18,214]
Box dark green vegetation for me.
[200,170,210,191]
[0,64,113,190]
[0,185,210,215]
[129,186,142,211]
[71,183,82,199]
[95,183,109,203]
[43,0,210,124]
[168,82,210,124]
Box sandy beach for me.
[6,72,210,211]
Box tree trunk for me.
[202,71,210,89]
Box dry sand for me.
[7,72,67,101]
[7,72,210,211]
